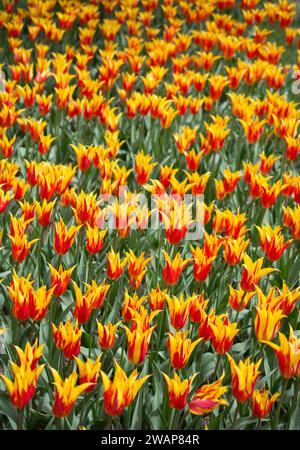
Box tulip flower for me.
[167,331,202,370]
[0,0,299,432]
[215,180,227,200]
[226,66,245,89]
[8,272,54,321]
[205,116,230,151]
[259,152,280,174]
[277,283,300,316]
[252,388,280,419]
[240,255,277,291]
[256,285,283,310]
[149,285,167,311]
[210,315,239,354]
[243,162,260,184]
[228,354,262,403]
[13,179,30,201]
[189,293,209,324]
[283,205,300,239]
[36,93,52,115]
[1,362,44,409]
[35,199,56,226]
[162,251,191,286]
[54,218,81,255]
[165,294,192,330]
[121,290,147,321]
[38,134,56,155]
[27,118,47,141]
[184,171,210,196]
[190,245,215,282]
[239,117,266,144]
[51,369,92,418]
[188,373,228,415]
[108,196,135,238]
[74,355,102,392]
[160,165,178,188]
[209,74,228,100]
[9,215,38,263]
[124,324,155,365]
[85,279,110,310]
[161,200,193,245]
[70,143,92,171]
[203,232,223,258]
[174,126,197,154]
[197,52,220,71]
[72,191,99,225]
[130,307,160,332]
[262,326,300,378]
[228,286,255,312]
[222,169,241,195]
[97,322,119,350]
[135,150,157,185]
[37,173,56,201]
[170,177,193,198]
[162,372,197,409]
[86,225,107,254]
[52,318,82,359]
[106,248,127,279]
[256,225,292,261]
[0,188,13,213]
[0,133,16,158]
[185,149,203,172]
[19,201,36,222]
[222,236,250,266]
[260,180,286,209]
[254,306,285,343]
[14,340,44,370]
[100,362,150,416]
[213,208,247,239]
[193,72,208,91]
[285,136,300,161]
[198,308,216,341]
[126,250,152,290]
[49,263,75,297]
[73,281,95,324]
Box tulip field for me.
[0,0,300,432]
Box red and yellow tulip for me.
[51,369,92,418]
[228,354,262,403]
[188,373,228,415]
[100,362,150,416]
[163,372,197,410]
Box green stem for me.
[49,298,59,363]
[169,408,176,430]
[287,378,300,429]
[256,343,264,363]
[197,340,206,374]
[87,252,93,283]
[231,403,239,430]
[89,310,96,358]
[67,358,74,376]
[256,418,261,430]
[157,307,166,350]
[76,228,84,265]
[79,393,89,428]
[272,378,289,430]
[17,408,24,430]
[178,409,188,430]
[234,292,245,322]
[37,228,42,284]
[212,353,222,379]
